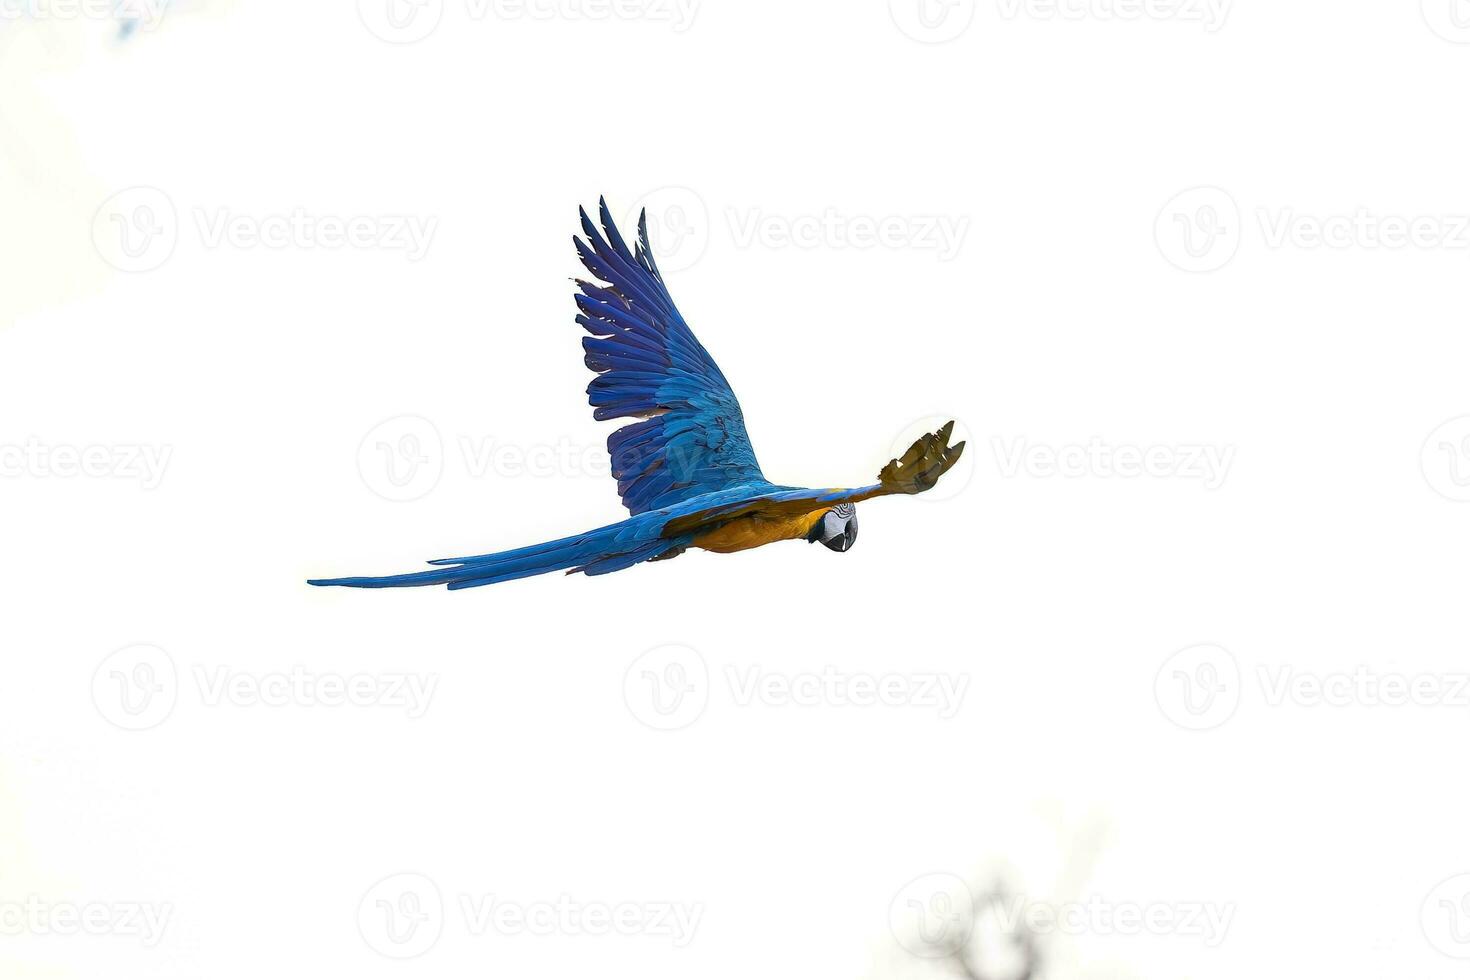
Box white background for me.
[3,1,1469,977]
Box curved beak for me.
[833,522,857,552]
[811,510,857,552]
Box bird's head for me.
[808,503,859,552]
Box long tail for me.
[308,520,689,590]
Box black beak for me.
[810,511,857,552]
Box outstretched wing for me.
[660,422,966,537]
[575,198,766,514]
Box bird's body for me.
[309,200,963,591]
[689,499,834,553]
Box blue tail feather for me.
[307,518,690,590]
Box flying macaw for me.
[308,200,964,591]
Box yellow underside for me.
[690,507,831,554]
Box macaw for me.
[308,200,964,591]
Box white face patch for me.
[816,503,859,552]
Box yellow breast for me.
[691,508,831,554]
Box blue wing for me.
[575,198,765,514]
